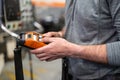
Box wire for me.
[1,24,19,38]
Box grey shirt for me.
[64,0,120,79]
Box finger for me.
[39,56,51,61]
[42,37,55,43]
[42,32,53,37]
[36,53,47,58]
[46,57,58,62]
[46,56,62,61]
[30,44,51,54]
[42,34,50,37]
[30,48,44,54]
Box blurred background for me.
[0,0,65,80]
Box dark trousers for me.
[67,73,120,80]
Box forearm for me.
[69,44,108,64]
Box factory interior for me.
[0,0,65,80]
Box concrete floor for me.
[0,52,62,80]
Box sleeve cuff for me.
[107,42,120,66]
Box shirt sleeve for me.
[106,0,120,66]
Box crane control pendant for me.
[17,31,46,49]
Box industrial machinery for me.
[1,23,46,80]
[1,0,35,31]
[0,0,37,60]
[0,0,22,61]
[0,0,64,79]
[0,0,37,75]
[2,0,22,31]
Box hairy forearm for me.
[69,44,108,64]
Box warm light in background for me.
[31,0,65,7]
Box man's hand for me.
[31,32,108,64]
[30,37,76,61]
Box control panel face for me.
[3,0,22,31]
[4,0,20,21]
